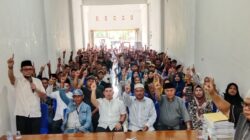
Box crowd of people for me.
[7,45,250,139]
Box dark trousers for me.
[156,125,180,130]
[96,126,123,132]
[51,119,63,133]
[92,113,99,132]
[16,115,41,135]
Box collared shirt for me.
[46,87,73,121]
[14,76,45,118]
[62,101,92,133]
[66,108,81,129]
[158,95,190,128]
[97,98,126,130]
[122,93,157,131]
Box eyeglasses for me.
[242,102,250,109]
[22,68,33,71]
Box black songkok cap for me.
[21,60,32,68]
[163,83,175,89]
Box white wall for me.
[77,0,158,49]
[195,0,250,96]
[83,6,90,48]
[148,0,162,52]
[164,0,196,66]
[140,4,148,47]
[2,0,250,136]
[0,0,72,136]
[87,5,142,30]
[0,0,48,136]
[82,4,147,46]
[83,0,147,5]
[72,0,84,50]
[164,0,250,96]
[44,0,72,71]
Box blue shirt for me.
[62,101,92,133]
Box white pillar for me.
[148,0,163,52]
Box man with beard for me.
[122,83,157,131]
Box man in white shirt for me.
[7,55,46,134]
[122,83,157,131]
[46,78,73,133]
[91,82,126,132]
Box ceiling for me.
[82,0,148,5]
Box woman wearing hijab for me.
[188,85,213,129]
[173,72,185,97]
[224,83,243,106]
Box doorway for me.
[91,29,138,49]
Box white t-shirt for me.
[66,107,81,129]
[46,87,73,121]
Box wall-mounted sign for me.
[95,15,134,22]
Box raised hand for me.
[47,61,51,68]
[60,75,67,84]
[7,54,14,69]
[7,54,16,85]
[58,57,61,63]
[204,77,216,95]
[154,73,160,83]
[154,82,161,92]
[191,64,196,74]
[91,81,97,91]
[63,50,66,58]
[186,67,191,75]
[57,58,61,68]
[40,65,45,72]
[82,70,88,78]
